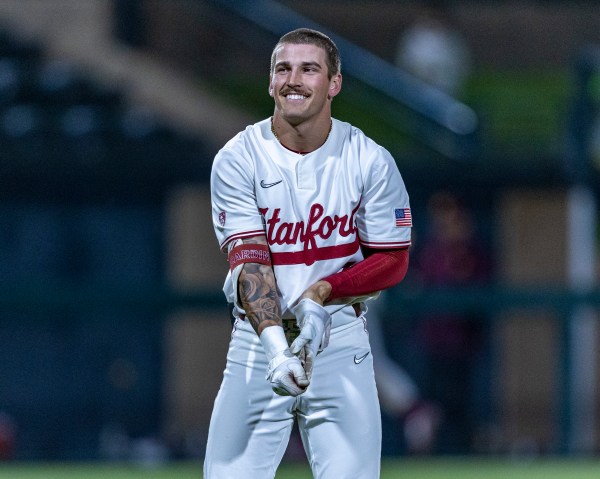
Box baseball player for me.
[205,28,412,478]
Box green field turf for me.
[1,458,600,479]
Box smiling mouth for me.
[285,93,307,100]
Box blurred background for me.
[0,0,599,465]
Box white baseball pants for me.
[203,315,381,478]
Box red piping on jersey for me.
[322,247,409,301]
[361,240,411,249]
[221,229,267,252]
[270,236,360,266]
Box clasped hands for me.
[263,281,332,397]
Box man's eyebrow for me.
[301,61,322,69]
[274,60,323,69]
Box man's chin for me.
[278,108,311,125]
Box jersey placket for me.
[295,154,317,190]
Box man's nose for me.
[287,68,302,86]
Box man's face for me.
[269,43,341,125]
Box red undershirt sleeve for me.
[322,247,409,301]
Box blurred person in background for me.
[410,191,492,453]
[396,9,472,97]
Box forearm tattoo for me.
[238,240,281,335]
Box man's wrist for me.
[301,281,332,305]
[260,325,289,360]
[316,280,332,303]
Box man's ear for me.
[328,74,342,99]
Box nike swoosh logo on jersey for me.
[260,179,283,188]
[354,352,370,364]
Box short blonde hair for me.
[270,28,341,79]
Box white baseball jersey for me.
[206,117,412,478]
[211,117,411,321]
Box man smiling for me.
[269,41,340,150]
[205,28,413,479]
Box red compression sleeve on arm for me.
[322,247,409,301]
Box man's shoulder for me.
[333,118,386,156]
[220,118,270,148]
[215,118,270,160]
[334,118,378,143]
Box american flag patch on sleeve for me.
[395,208,412,227]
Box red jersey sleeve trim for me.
[360,239,411,249]
[220,229,267,252]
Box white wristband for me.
[260,326,289,361]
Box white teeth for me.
[287,94,306,100]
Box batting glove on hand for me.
[289,299,331,378]
[261,326,309,397]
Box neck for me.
[271,116,333,154]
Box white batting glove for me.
[289,299,331,378]
[261,326,309,396]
